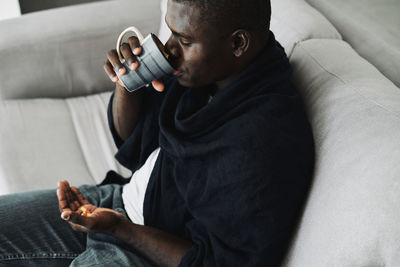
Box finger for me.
[152,80,165,92]
[61,210,82,222]
[107,49,126,76]
[120,43,139,71]
[63,181,80,211]
[66,211,94,230]
[60,209,73,221]
[70,192,82,212]
[104,62,126,88]
[56,186,69,212]
[58,181,72,210]
[71,186,90,205]
[128,36,142,56]
[104,60,119,82]
[57,181,74,214]
[61,211,91,232]
[69,222,90,233]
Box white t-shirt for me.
[122,147,160,225]
[121,96,213,224]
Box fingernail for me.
[118,68,125,75]
[111,76,118,82]
[133,47,141,55]
[62,214,70,221]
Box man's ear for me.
[231,29,251,57]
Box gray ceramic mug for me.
[116,26,174,92]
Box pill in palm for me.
[79,206,92,216]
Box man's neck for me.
[215,76,235,93]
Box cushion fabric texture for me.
[0,92,129,195]
[306,0,400,88]
[283,38,400,266]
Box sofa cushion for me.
[158,0,342,56]
[0,92,129,195]
[306,0,400,88]
[270,0,341,56]
[0,0,161,100]
[283,39,400,266]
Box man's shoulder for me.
[222,91,311,148]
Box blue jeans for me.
[0,184,153,266]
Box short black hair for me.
[172,0,271,38]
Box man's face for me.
[165,0,235,88]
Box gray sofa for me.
[1,0,400,265]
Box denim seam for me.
[0,252,80,260]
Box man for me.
[0,0,314,266]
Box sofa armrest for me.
[0,0,161,99]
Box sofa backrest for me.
[0,0,161,100]
[306,0,400,88]
[284,38,400,266]
[270,0,341,56]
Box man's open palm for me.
[57,180,126,234]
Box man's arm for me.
[111,82,145,141]
[114,220,192,267]
[105,36,165,141]
[57,181,192,267]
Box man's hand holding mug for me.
[104,26,174,92]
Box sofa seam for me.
[294,42,400,121]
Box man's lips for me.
[173,69,184,76]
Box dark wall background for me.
[19,0,108,14]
